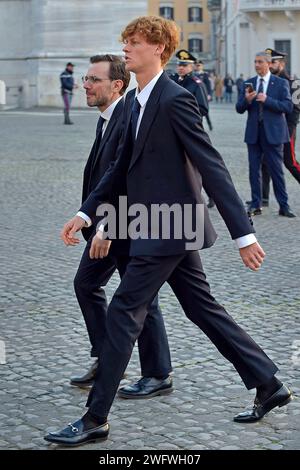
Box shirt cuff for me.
[76,211,92,227]
[234,233,257,249]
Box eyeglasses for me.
[81,75,111,84]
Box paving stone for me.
[0,105,299,450]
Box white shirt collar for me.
[135,70,164,108]
[257,70,271,83]
[100,95,123,122]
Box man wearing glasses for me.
[69,55,172,393]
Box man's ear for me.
[155,43,165,57]
[113,79,124,94]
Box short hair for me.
[121,16,180,66]
[89,54,130,95]
[255,52,272,63]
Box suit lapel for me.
[128,72,170,172]
[266,74,276,95]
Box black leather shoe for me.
[233,384,293,423]
[247,206,262,216]
[118,376,173,399]
[279,208,296,218]
[70,359,98,388]
[44,418,109,447]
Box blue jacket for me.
[236,74,292,145]
[60,69,74,93]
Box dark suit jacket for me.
[81,98,124,243]
[171,73,208,117]
[80,72,254,257]
[236,74,292,145]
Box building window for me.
[159,6,174,20]
[188,38,203,53]
[188,6,203,22]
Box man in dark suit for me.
[46,17,292,446]
[236,51,295,217]
[69,55,172,392]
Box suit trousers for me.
[74,236,172,377]
[247,122,289,209]
[87,251,278,418]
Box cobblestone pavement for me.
[0,104,299,451]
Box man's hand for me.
[256,93,267,103]
[60,215,86,246]
[239,242,265,271]
[245,89,257,103]
[89,234,112,259]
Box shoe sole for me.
[70,382,93,389]
[118,387,173,400]
[70,372,127,389]
[44,435,108,447]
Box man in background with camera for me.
[236,51,295,218]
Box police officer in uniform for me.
[194,59,214,131]
[60,62,77,125]
[170,49,208,118]
[261,48,300,205]
[171,50,215,208]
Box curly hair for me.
[121,16,180,66]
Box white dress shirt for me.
[256,70,271,94]
[78,70,256,249]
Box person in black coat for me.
[171,51,214,208]
[47,16,292,446]
[170,49,208,118]
[194,59,214,131]
[68,55,172,390]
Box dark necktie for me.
[131,98,141,142]
[96,116,106,140]
[258,78,264,122]
[89,116,106,175]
